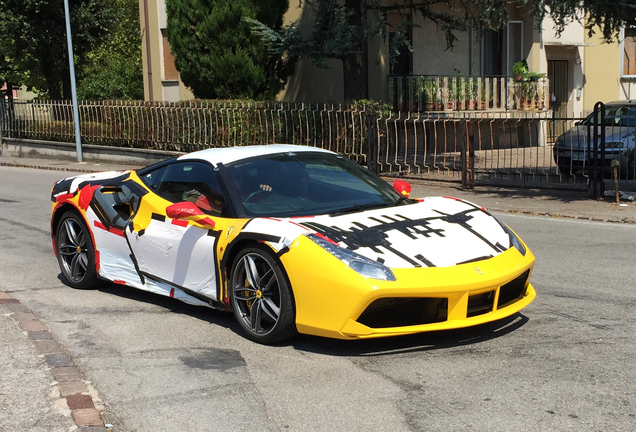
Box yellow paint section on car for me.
[281,235,535,339]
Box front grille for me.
[497,270,530,308]
[357,298,448,329]
[467,291,495,317]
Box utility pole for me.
[63,0,83,163]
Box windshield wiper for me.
[330,202,389,216]
[395,195,413,205]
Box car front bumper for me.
[282,235,536,339]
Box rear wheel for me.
[55,211,99,289]
[229,245,296,344]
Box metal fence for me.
[3,100,634,189]
[0,100,368,160]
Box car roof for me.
[178,144,336,167]
[605,100,636,106]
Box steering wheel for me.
[244,189,272,204]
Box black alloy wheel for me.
[229,245,296,344]
[55,211,99,289]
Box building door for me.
[548,60,569,139]
[548,60,568,117]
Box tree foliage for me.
[77,0,144,100]
[165,0,296,100]
[0,0,116,100]
[249,0,636,100]
[532,0,636,41]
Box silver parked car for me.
[553,101,636,174]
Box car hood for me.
[241,197,515,269]
[557,125,635,150]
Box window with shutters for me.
[622,27,636,77]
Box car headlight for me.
[307,234,396,281]
[497,221,526,256]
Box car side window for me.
[139,165,168,192]
[615,106,636,126]
[150,161,226,216]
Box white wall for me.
[541,15,585,45]
[411,14,477,76]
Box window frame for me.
[139,160,228,217]
[621,27,636,79]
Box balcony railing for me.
[388,75,550,113]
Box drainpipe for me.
[469,24,473,75]
[143,0,154,101]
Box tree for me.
[165,0,296,100]
[248,0,636,101]
[532,0,636,41]
[0,0,116,100]
[77,0,144,100]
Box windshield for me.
[224,152,405,217]
[583,105,636,127]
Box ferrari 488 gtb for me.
[51,145,535,343]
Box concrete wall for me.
[1,138,180,165]
[367,30,389,101]
[139,0,161,101]
[276,3,344,102]
[411,15,476,76]
[139,0,193,102]
[583,31,621,113]
[541,15,585,45]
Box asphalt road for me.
[1,166,635,432]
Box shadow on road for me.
[290,313,529,357]
[55,275,239,330]
[467,186,590,204]
[58,274,529,355]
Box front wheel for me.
[229,245,296,344]
[55,211,100,289]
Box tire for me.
[55,211,100,289]
[229,244,296,344]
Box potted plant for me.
[418,77,440,111]
[513,60,546,109]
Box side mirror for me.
[393,180,412,198]
[166,202,216,229]
[166,201,204,219]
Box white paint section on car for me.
[128,218,218,301]
[85,205,141,284]
[63,171,129,194]
[242,197,510,269]
[178,145,335,168]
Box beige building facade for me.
[139,1,631,117]
[138,0,193,101]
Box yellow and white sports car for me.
[51,145,535,343]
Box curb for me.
[0,290,111,432]
[493,207,636,225]
[0,161,132,174]
[2,159,635,225]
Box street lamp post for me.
[63,0,83,163]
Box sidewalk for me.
[408,180,636,224]
[2,154,634,224]
[0,292,109,432]
[0,154,634,431]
